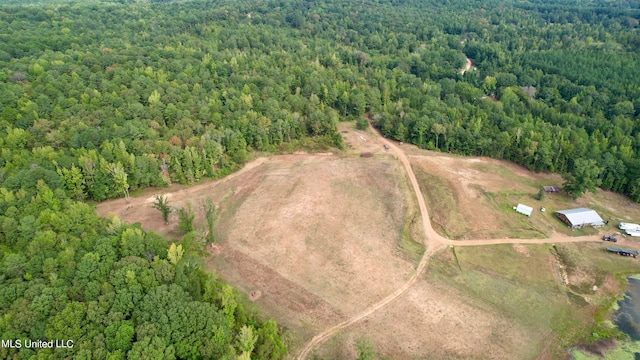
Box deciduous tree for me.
[563,159,603,199]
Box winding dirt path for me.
[460,57,473,75]
[295,123,601,359]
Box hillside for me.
[1,0,640,358]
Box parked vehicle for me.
[606,247,638,258]
[602,235,618,242]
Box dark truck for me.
[602,235,618,242]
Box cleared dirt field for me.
[314,278,537,360]
[96,122,640,359]
[210,157,419,328]
[96,125,425,351]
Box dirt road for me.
[96,153,340,219]
[295,123,601,359]
[460,57,473,75]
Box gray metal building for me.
[556,208,604,228]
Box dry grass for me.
[313,240,640,360]
[98,151,419,353]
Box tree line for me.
[2,0,637,202]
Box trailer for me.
[626,230,640,237]
[619,222,640,231]
[606,247,639,258]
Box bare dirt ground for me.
[461,57,473,74]
[96,125,421,350]
[212,157,416,319]
[314,279,537,360]
[96,122,640,359]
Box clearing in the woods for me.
[96,123,640,359]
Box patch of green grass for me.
[571,349,600,360]
[398,212,425,264]
[470,162,540,187]
[441,246,577,336]
[601,340,640,359]
[428,242,640,357]
[480,190,548,238]
[454,244,558,288]
[215,186,253,243]
[414,168,468,239]
[559,243,640,278]
[454,267,574,330]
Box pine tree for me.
[201,198,216,244]
[176,200,195,234]
[152,195,171,224]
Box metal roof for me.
[515,204,533,216]
[556,208,604,226]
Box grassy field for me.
[437,241,640,356]
[311,241,640,359]
[411,150,640,240]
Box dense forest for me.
[1,0,639,204]
[0,0,639,357]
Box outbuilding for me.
[514,204,533,217]
[556,208,604,228]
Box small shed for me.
[556,208,604,228]
[514,204,533,217]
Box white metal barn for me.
[514,204,533,217]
